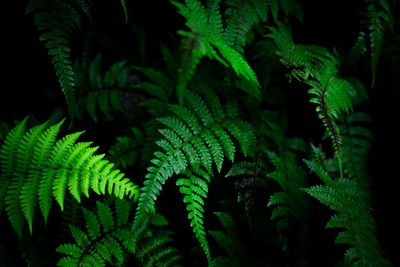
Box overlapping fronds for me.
[132,89,255,260]
[74,54,130,122]
[303,147,391,266]
[57,199,182,267]
[171,0,261,103]
[109,127,144,169]
[267,23,355,178]
[0,118,138,238]
[266,150,308,232]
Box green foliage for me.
[303,147,391,266]
[26,0,90,115]
[171,0,261,103]
[177,168,211,263]
[73,54,131,122]
[57,199,181,267]
[267,22,356,178]
[0,118,138,238]
[360,0,393,86]
[108,127,144,168]
[132,89,255,261]
[1,0,397,266]
[338,112,374,182]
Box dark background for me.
[1,0,399,265]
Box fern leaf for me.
[0,118,138,236]
[26,0,88,114]
[172,0,261,103]
[176,168,211,263]
[303,152,391,265]
[365,0,393,86]
[132,90,254,257]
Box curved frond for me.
[0,118,138,237]
[132,89,255,261]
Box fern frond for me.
[349,31,367,63]
[26,0,89,114]
[0,118,138,238]
[57,199,133,266]
[135,229,183,267]
[172,0,261,103]
[74,54,130,122]
[223,0,267,54]
[268,23,355,178]
[279,0,303,23]
[209,211,249,266]
[303,154,391,265]
[132,89,255,256]
[109,127,144,168]
[338,112,373,182]
[266,150,308,231]
[365,0,393,86]
[176,168,211,263]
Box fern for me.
[365,0,393,86]
[209,208,274,266]
[57,199,181,267]
[338,112,374,182]
[26,0,90,114]
[132,89,255,260]
[303,147,391,266]
[223,0,268,55]
[0,118,138,238]
[176,168,211,263]
[266,150,308,232]
[109,127,144,169]
[135,229,182,267]
[74,54,130,122]
[171,0,261,103]
[267,23,355,178]
[209,211,243,266]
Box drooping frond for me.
[176,168,211,263]
[131,89,256,256]
[0,118,138,238]
[303,149,391,266]
[26,0,90,114]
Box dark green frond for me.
[26,0,89,114]
[365,0,393,86]
[109,127,144,168]
[303,151,390,265]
